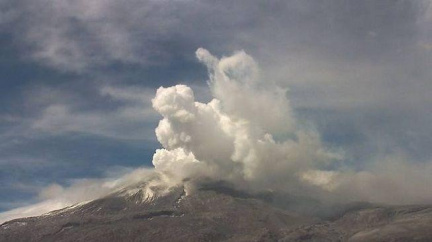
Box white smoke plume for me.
[151,48,341,193]
[151,48,432,205]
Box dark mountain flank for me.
[1,182,432,241]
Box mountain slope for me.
[0,183,313,242]
[1,182,432,241]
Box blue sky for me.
[0,0,431,212]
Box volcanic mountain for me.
[2,48,431,241]
[2,180,432,242]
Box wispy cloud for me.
[31,85,158,140]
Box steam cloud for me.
[151,48,341,194]
[151,48,432,205]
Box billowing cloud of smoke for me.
[151,48,432,206]
[151,48,341,194]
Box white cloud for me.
[151,49,432,206]
[151,49,341,192]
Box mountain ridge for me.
[2,181,432,241]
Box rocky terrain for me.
[1,182,432,241]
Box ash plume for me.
[151,48,432,206]
[151,48,341,194]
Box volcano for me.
[2,180,432,242]
[1,49,432,242]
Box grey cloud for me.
[30,85,159,140]
[5,0,430,71]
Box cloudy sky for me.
[0,0,431,215]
